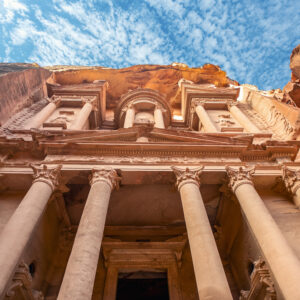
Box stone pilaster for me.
[227,102,260,133]
[226,166,300,300]
[282,166,300,208]
[0,164,61,298]
[57,168,120,300]
[154,103,165,129]
[172,166,233,300]
[192,100,218,132]
[69,96,97,130]
[24,96,61,129]
[123,103,135,128]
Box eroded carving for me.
[240,258,276,300]
[89,168,121,190]
[226,166,255,192]
[282,166,300,194]
[31,164,62,191]
[5,261,44,299]
[172,166,203,190]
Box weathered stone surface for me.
[0,64,51,125]
[290,44,300,80]
[49,63,237,108]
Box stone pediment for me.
[34,126,253,146]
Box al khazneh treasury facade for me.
[1,47,300,300]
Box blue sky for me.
[0,0,299,90]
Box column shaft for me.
[69,102,93,130]
[234,183,300,299]
[57,170,118,300]
[195,105,218,132]
[293,188,300,208]
[154,107,165,129]
[228,105,260,133]
[179,182,232,299]
[123,107,135,128]
[0,181,53,297]
[24,102,57,129]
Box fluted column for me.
[227,102,260,133]
[172,167,232,300]
[24,97,61,129]
[193,101,218,132]
[154,104,165,129]
[282,166,300,209]
[69,97,97,130]
[123,104,135,128]
[226,166,300,300]
[57,168,120,300]
[0,164,61,298]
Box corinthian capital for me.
[49,96,62,106]
[82,96,98,110]
[172,166,203,190]
[89,168,121,190]
[282,166,300,194]
[31,164,62,191]
[226,166,254,193]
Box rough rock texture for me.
[48,63,238,109]
[0,64,52,125]
[282,45,300,107]
[290,44,300,80]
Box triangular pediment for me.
[35,126,253,146]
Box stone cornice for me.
[226,166,255,193]
[31,164,62,191]
[172,166,203,190]
[89,168,121,190]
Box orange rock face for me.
[50,64,238,109]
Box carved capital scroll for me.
[282,166,300,194]
[172,166,203,190]
[31,164,62,191]
[82,96,98,111]
[226,166,254,193]
[89,168,121,190]
[49,96,62,106]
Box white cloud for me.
[0,0,28,23]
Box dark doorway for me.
[116,271,169,300]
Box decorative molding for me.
[5,261,44,300]
[240,257,276,300]
[226,166,255,193]
[172,166,203,190]
[30,164,62,191]
[89,168,121,190]
[282,166,300,194]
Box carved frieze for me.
[226,166,255,193]
[31,164,62,191]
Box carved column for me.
[24,96,61,129]
[282,167,300,209]
[193,100,218,132]
[226,166,300,300]
[172,167,232,300]
[57,168,120,300]
[123,104,135,128]
[69,97,97,130]
[0,164,61,298]
[227,102,260,133]
[154,103,165,129]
